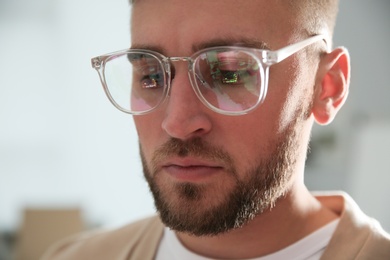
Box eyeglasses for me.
[91,35,327,116]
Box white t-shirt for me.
[155,219,339,260]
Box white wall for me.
[0,0,389,232]
[348,122,390,231]
[0,0,154,231]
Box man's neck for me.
[176,185,339,259]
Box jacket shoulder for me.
[355,218,390,259]
[320,193,390,259]
[42,215,164,260]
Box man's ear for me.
[312,47,351,125]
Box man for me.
[44,0,390,259]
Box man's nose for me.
[161,67,212,141]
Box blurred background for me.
[0,0,389,259]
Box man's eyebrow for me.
[130,44,166,54]
[130,38,271,56]
[193,38,271,52]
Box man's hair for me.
[287,0,339,39]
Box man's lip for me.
[160,157,223,168]
[159,157,224,182]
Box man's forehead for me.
[130,0,290,25]
[130,1,292,55]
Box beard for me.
[140,104,310,236]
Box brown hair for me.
[287,0,339,37]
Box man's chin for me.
[152,184,250,236]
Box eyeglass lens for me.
[103,49,264,114]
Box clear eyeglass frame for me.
[91,34,328,116]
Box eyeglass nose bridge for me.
[162,56,207,103]
[169,56,192,62]
[165,56,206,86]
[167,56,194,71]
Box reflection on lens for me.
[195,49,262,112]
[104,52,166,113]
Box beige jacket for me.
[42,193,390,260]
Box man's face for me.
[131,0,317,236]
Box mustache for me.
[151,137,234,168]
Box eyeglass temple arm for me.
[265,34,328,65]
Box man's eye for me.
[220,70,240,84]
[211,69,244,85]
[141,74,163,89]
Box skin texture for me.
[131,0,350,258]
